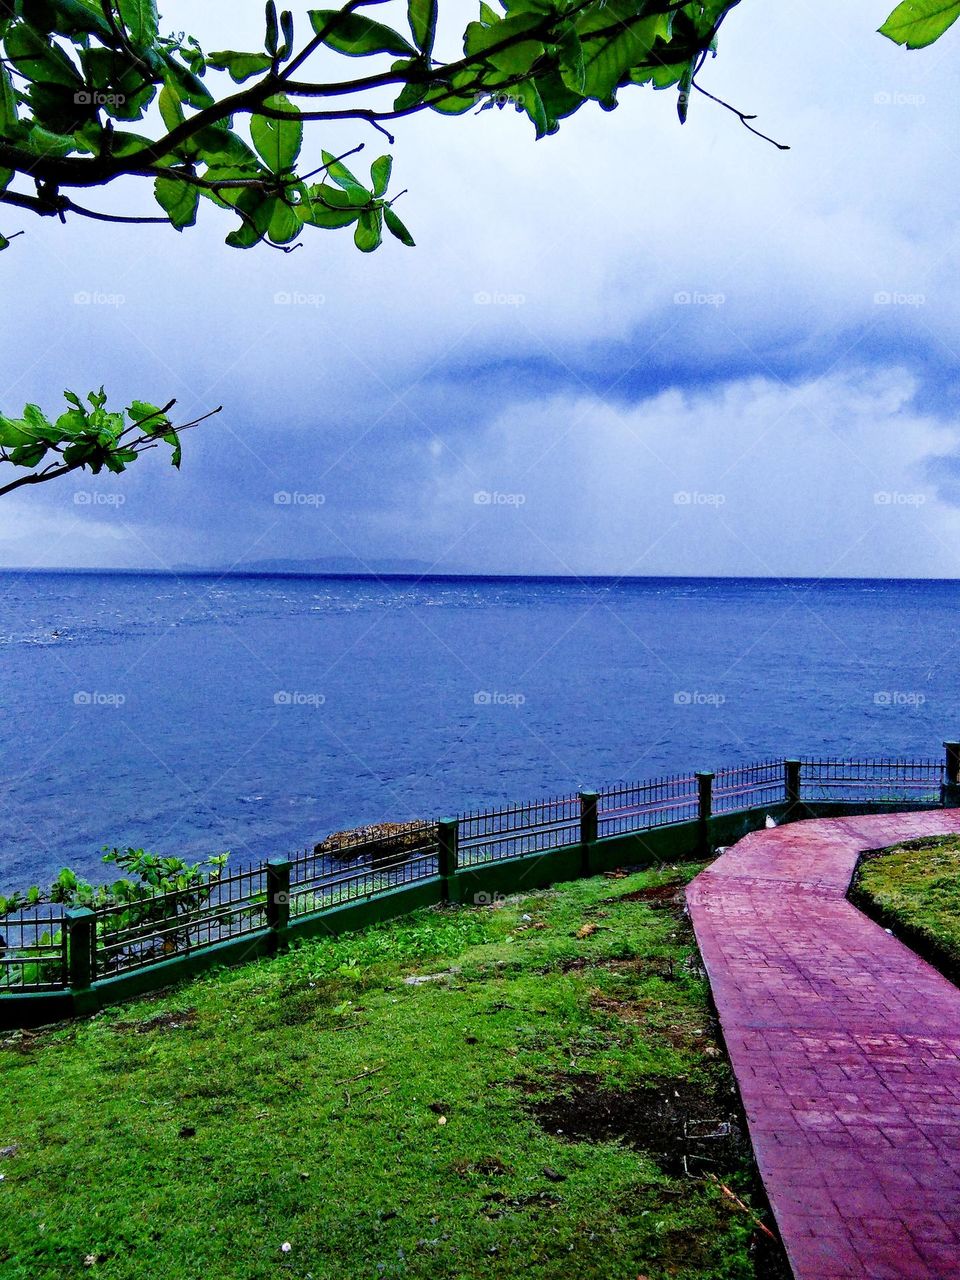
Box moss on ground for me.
[852,834,960,986]
[0,865,787,1280]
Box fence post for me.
[696,771,714,856]
[266,859,291,952]
[437,819,459,904]
[784,758,801,817]
[579,791,598,876]
[943,742,960,807]
[64,907,96,1014]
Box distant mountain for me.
[171,556,460,576]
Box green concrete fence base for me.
[1,777,951,1031]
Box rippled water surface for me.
[0,571,955,888]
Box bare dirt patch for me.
[112,1007,198,1034]
[528,1072,750,1179]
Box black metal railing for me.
[94,861,268,979]
[289,823,440,917]
[1,748,954,997]
[457,794,580,867]
[597,773,700,837]
[0,907,65,990]
[798,756,943,806]
[713,759,784,814]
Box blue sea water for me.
[0,571,955,890]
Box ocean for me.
[0,571,953,890]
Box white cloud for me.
[2,1,960,572]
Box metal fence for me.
[0,751,952,994]
[597,773,700,837]
[457,794,580,867]
[798,757,943,806]
[94,861,268,980]
[0,907,65,991]
[713,760,785,814]
[289,822,440,916]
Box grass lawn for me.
[0,864,786,1280]
[852,834,960,986]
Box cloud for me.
[2,1,960,572]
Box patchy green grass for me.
[0,865,786,1280]
[853,835,960,985]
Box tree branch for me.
[0,403,223,499]
[691,81,790,150]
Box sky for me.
[2,0,960,576]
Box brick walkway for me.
[686,811,960,1280]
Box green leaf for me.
[280,10,295,59]
[162,429,182,468]
[515,80,549,138]
[127,401,166,429]
[0,63,17,137]
[265,0,280,56]
[54,409,87,437]
[225,219,265,249]
[154,176,200,229]
[394,78,428,112]
[10,442,48,468]
[250,93,302,171]
[464,12,545,73]
[253,195,301,244]
[556,24,585,95]
[408,0,438,53]
[309,9,416,57]
[354,206,383,252]
[370,154,392,197]
[22,404,52,433]
[321,149,371,203]
[425,69,483,115]
[208,50,273,83]
[117,0,159,48]
[0,416,33,447]
[879,0,960,46]
[4,22,83,87]
[577,2,671,102]
[300,195,359,229]
[194,126,259,169]
[384,205,415,247]
[158,83,185,133]
[162,53,215,109]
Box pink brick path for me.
[686,811,960,1280]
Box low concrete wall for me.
[0,798,939,1030]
